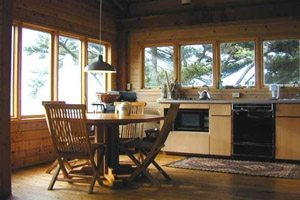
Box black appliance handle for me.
[232,109,273,113]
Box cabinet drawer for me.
[276,104,300,117]
[210,104,231,116]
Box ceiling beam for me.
[111,0,126,12]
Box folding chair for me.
[120,103,180,185]
[44,103,105,193]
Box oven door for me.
[173,109,209,132]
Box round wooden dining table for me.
[86,113,164,188]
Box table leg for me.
[96,123,133,188]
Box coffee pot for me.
[269,84,280,99]
[198,85,211,100]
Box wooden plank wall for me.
[10,120,55,169]
[0,0,13,197]
[8,0,119,170]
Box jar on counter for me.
[161,84,168,99]
[116,102,131,116]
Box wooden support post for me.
[0,0,13,198]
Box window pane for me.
[87,42,105,112]
[144,46,174,88]
[21,28,51,116]
[58,36,81,103]
[263,39,300,85]
[220,42,255,88]
[181,44,213,87]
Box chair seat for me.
[121,138,155,152]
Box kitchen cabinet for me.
[276,104,300,160]
[209,104,232,156]
[161,103,210,154]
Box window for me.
[220,41,255,88]
[58,36,81,103]
[144,46,174,88]
[86,42,105,112]
[263,39,300,85]
[21,28,51,116]
[180,44,213,87]
[10,23,111,118]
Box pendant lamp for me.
[85,0,116,73]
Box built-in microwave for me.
[164,108,209,132]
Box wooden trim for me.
[52,32,58,101]
[174,43,179,82]
[16,24,22,119]
[12,25,18,118]
[256,39,263,88]
[213,41,220,89]
[81,39,86,104]
[141,44,145,89]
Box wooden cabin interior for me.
[1,0,300,199]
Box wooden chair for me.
[120,103,180,185]
[42,101,69,174]
[44,103,105,194]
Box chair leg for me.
[46,160,59,174]
[123,148,159,185]
[152,160,171,181]
[88,174,97,194]
[48,166,60,190]
[88,149,104,193]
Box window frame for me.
[179,42,215,88]
[261,37,300,87]
[140,36,300,91]
[142,43,176,89]
[219,39,256,89]
[10,22,111,119]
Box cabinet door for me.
[164,131,210,154]
[209,104,232,156]
[276,117,300,160]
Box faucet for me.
[293,81,300,98]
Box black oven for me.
[164,109,209,132]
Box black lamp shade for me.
[85,55,116,73]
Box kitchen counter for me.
[158,98,300,104]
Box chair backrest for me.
[114,101,147,139]
[152,103,180,150]
[44,103,92,159]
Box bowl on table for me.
[96,93,120,103]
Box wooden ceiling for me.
[104,0,297,18]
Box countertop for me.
[158,98,300,104]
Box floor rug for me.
[165,157,300,179]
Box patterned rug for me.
[166,157,300,179]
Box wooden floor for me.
[9,154,300,200]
